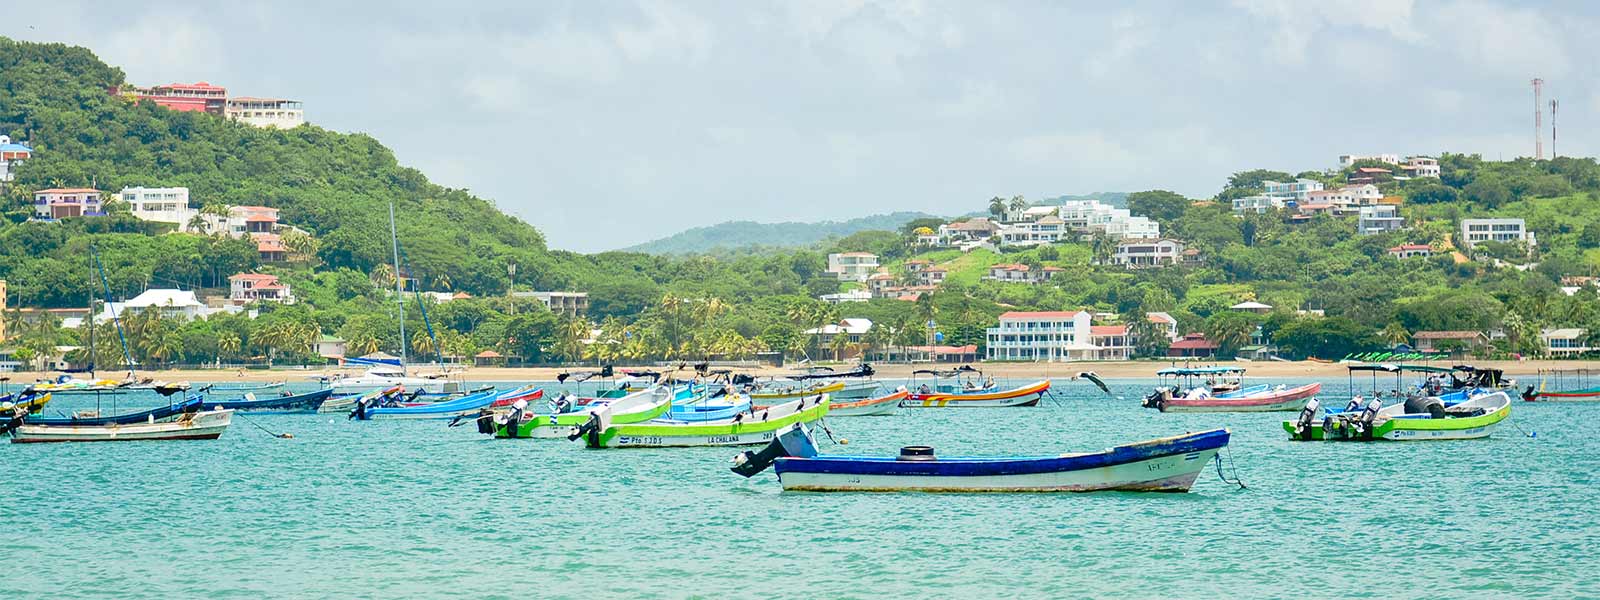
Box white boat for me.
[829,379,882,400]
[10,409,234,443]
[319,368,467,396]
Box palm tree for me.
[1007,195,1028,220]
[217,331,242,366]
[280,229,319,263]
[370,264,396,290]
[556,317,591,363]
[1380,322,1411,347]
[1205,313,1255,356]
[148,328,185,366]
[186,213,211,235]
[988,196,1006,219]
[411,330,436,360]
[829,329,852,360]
[198,202,231,236]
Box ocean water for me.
[5,377,1596,599]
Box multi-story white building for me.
[1263,179,1325,203]
[1305,184,1382,214]
[228,273,294,305]
[985,264,1062,284]
[1112,239,1185,268]
[827,252,880,282]
[1460,218,1536,250]
[1541,328,1592,357]
[986,310,1096,361]
[1338,154,1401,168]
[1403,156,1440,178]
[119,186,194,225]
[1052,199,1161,241]
[226,97,305,128]
[1358,204,1404,235]
[998,216,1069,246]
[33,188,104,219]
[1232,195,1282,214]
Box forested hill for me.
[623,211,936,254]
[0,38,557,303]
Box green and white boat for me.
[1284,391,1511,441]
[574,394,830,449]
[494,385,679,439]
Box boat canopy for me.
[786,363,874,381]
[912,365,982,378]
[1156,366,1246,376]
[1346,364,1453,374]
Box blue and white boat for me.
[662,393,751,423]
[732,426,1231,493]
[355,388,504,420]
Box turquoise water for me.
[6,377,1596,598]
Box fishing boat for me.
[208,381,287,393]
[492,385,681,439]
[1284,391,1512,441]
[574,394,830,448]
[355,387,507,420]
[202,388,333,414]
[320,385,405,414]
[747,380,847,402]
[487,385,544,409]
[0,388,52,414]
[10,409,234,443]
[902,367,1047,408]
[1522,368,1600,402]
[23,394,205,427]
[1141,367,1318,413]
[772,364,881,400]
[819,387,905,417]
[664,394,753,423]
[731,425,1231,493]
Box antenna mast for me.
[1532,78,1544,159]
[1550,99,1558,159]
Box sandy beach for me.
[9,359,1585,385]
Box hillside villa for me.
[1411,331,1489,355]
[1459,218,1536,251]
[1112,239,1186,268]
[827,252,880,282]
[1389,244,1432,259]
[33,188,104,219]
[986,311,1096,361]
[0,134,32,184]
[985,264,1062,284]
[228,273,294,305]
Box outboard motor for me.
[1521,385,1539,402]
[1141,387,1169,410]
[567,412,602,444]
[1,403,22,436]
[348,395,372,421]
[1355,398,1383,437]
[731,437,789,477]
[552,392,572,415]
[1344,395,1363,414]
[472,408,496,434]
[1293,398,1321,438]
[504,399,528,437]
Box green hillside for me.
[622,211,937,254]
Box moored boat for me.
[574,394,830,448]
[319,385,405,414]
[824,387,906,416]
[0,388,52,414]
[22,394,205,427]
[493,385,681,439]
[202,388,333,414]
[356,387,506,420]
[1141,367,1317,413]
[10,409,234,443]
[1284,391,1511,441]
[902,375,1048,408]
[731,425,1231,493]
[1522,368,1600,402]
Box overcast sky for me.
[6,1,1598,251]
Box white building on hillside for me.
[1112,239,1185,268]
[1358,204,1404,234]
[1054,199,1161,241]
[0,135,32,183]
[1403,156,1440,178]
[1460,218,1536,250]
[119,187,194,225]
[986,310,1096,361]
[1541,328,1592,357]
[228,273,294,305]
[826,252,880,281]
[226,98,306,128]
[1232,195,1282,214]
[1307,184,1382,214]
[1339,154,1401,168]
[998,216,1069,246]
[98,289,239,322]
[804,318,873,347]
[1264,179,1325,203]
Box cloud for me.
[1423,0,1570,77]
[1229,0,1420,64]
[100,11,226,81]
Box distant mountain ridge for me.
[623,211,937,254]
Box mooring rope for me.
[1213,445,1247,490]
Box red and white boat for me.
[902,369,1049,408]
[828,388,907,416]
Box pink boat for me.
[1145,381,1321,413]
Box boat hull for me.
[773,428,1228,492]
[203,388,332,414]
[1158,383,1319,413]
[902,380,1048,408]
[1284,392,1511,441]
[827,390,905,416]
[1526,387,1600,402]
[10,409,233,443]
[587,396,829,448]
[829,381,882,400]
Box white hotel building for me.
[985,310,1097,361]
[119,186,195,225]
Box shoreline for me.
[8,359,1585,384]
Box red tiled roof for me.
[229,273,279,282]
[1389,244,1431,252]
[1413,331,1483,339]
[999,310,1087,320]
[992,263,1029,271]
[1090,325,1128,336]
[1147,313,1176,324]
[1170,334,1219,350]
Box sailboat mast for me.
[390,203,407,375]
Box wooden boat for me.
[0,389,52,414]
[903,379,1048,408]
[824,387,906,417]
[575,395,830,448]
[1284,391,1511,441]
[202,388,333,414]
[487,385,543,409]
[23,395,205,427]
[10,409,233,443]
[731,425,1231,493]
[664,395,752,423]
[494,385,681,439]
[1522,368,1600,401]
[748,381,845,402]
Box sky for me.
[5,1,1600,252]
